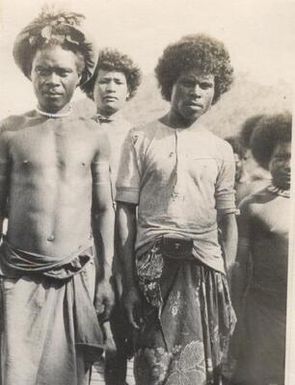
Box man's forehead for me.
[33,46,79,66]
[97,69,126,80]
[179,70,214,81]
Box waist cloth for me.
[133,235,236,385]
[0,238,104,385]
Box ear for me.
[126,91,131,101]
[76,73,83,87]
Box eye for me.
[199,82,213,90]
[57,69,72,77]
[36,68,51,76]
[98,78,109,84]
[180,78,195,87]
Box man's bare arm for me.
[116,201,141,329]
[92,132,115,320]
[0,131,10,235]
[219,212,238,276]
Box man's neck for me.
[164,110,198,129]
[36,103,73,118]
[96,109,122,122]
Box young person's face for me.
[31,45,81,113]
[93,70,129,116]
[170,69,215,125]
[269,142,291,190]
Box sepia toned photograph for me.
[0,0,294,384]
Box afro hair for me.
[154,34,234,104]
[81,48,142,100]
[225,136,247,159]
[239,114,265,148]
[250,112,292,169]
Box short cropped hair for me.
[225,136,247,159]
[239,114,265,148]
[81,48,142,100]
[251,112,292,169]
[155,34,234,104]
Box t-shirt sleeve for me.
[115,129,142,205]
[215,142,237,214]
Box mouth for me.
[43,91,63,98]
[186,102,203,109]
[104,96,118,102]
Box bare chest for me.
[9,122,97,174]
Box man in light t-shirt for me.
[116,34,238,385]
[82,48,141,385]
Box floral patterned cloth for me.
[134,241,236,385]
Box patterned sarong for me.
[133,237,236,385]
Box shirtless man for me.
[0,10,114,385]
[82,48,142,385]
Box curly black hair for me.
[81,48,142,100]
[154,34,234,104]
[239,114,265,148]
[225,136,247,159]
[250,112,292,169]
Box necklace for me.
[36,105,73,118]
[267,184,290,198]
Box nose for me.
[191,83,202,97]
[45,72,60,86]
[106,80,116,92]
[284,161,291,172]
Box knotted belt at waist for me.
[0,238,104,362]
[137,235,195,261]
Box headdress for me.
[13,7,98,85]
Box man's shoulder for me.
[192,129,234,160]
[129,119,164,138]
[205,131,233,152]
[0,111,35,135]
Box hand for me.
[102,322,117,356]
[123,285,142,330]
[94,278,115,322]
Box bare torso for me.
[246,188,289,291]
[1,112,109,257]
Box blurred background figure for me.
[224,136,247,205]
[231,112,292,385]
[237,114,271,201]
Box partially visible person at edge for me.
[0,9,114,385]
[224,136,247,205]
[231,112,292,385]
[115,34,238,385]
[237,114,271,201]
[81,48,142,385]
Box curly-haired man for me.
[82,48,142,385]
[232,112,291,385]
[116,34,237,385]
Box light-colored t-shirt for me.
[116,119,236,273]
[94,111,132,196]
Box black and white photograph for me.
[0,0,294,384]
